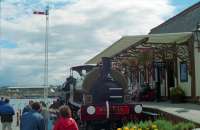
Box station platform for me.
[0,115,20,130]
[141,101,200,125]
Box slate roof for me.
[150,2,200,34]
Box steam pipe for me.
[101,57,111,80]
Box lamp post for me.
[193,23,200,52]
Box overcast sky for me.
[0,0,199,86]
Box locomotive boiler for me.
[62,57,143,130]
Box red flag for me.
[33,11,47,15]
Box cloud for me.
[0,0,174,86]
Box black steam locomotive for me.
[62,57,143,130]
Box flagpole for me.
[44,6,49,102]
[44,8,49,130]
[0,0,2,65]
[33,4,50,106]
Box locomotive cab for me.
[62,64,96,106]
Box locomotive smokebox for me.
[101,57,111,80]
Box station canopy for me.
[86,32,193,64]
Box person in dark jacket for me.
[20,102,45,130]
[40,101,48,130]
[49,99,62,125]
[0,97,5,106]
[22,100,34,114]
[53,105,78,130]
[0,98,15,130]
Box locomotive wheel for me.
[86,125,93,130]
[86,122,113,130]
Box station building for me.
[86,2,200,102]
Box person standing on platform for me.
[49,100,61,125]
[22,100,34,114]
[0,98,15,130]
[40,101,49,130]
[20,102,45,130]
[53,105,78,130]
[0,97,5,106]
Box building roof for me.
[71,64,96,71]
[147,32,192,44]
[86,36,147,64]
[150,2,200,33]
[86,32,192,64]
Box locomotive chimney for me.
[101,57,111,79]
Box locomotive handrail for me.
[106,101,110,119]
[109,88,123,90]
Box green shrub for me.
[123,119,196,130]
[153,119,173,130]
[170,87,185,97]
[123,121,152,129]
[173,122,196,130]
[170,86,185,103]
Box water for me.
[10,98,55,111]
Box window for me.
[180,62,188,82]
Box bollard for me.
[16,111,19,126]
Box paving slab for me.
[141,101,200,125]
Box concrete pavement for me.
[141,101,200,125]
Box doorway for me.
[166,60,175,98]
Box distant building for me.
[0,86,59,98]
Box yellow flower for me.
[151,124,157,129]
[129,128,135,130]
[138,128,142,130]
[123,127,129,130]
[117,128,122,130]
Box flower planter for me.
[170,96,184,103]
[170,87,185,103]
